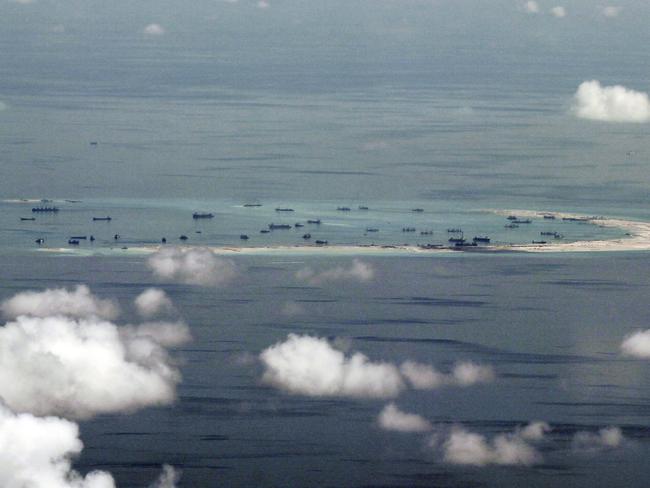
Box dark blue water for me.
[1,253,648,487]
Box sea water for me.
[1,4,650,486]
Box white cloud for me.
[257,0,269,9]
[377,403,432,433]
[601,6,621,17]
[442,423,545,466]
[0,403,116,488]
[259,334,405,398]
[550,6,566,17]
[295,259,374,285]
[147,247,237,286]
[620,329,650,358]
[1,285,119,320]
[400,361,494,389]
[572,80,650,123]
[259,335,495,399]
[0,403,180,488]
[572,426,624,451]
[149,465,181,488]
[519,421,551,441]
[0,315,189,419]
[400,361,445,389]
[143,23,165,36]
[523,1,540,14]
[135,288,174,318]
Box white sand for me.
[487,210,650,253]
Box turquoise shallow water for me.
[0,197,629,255]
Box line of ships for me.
[22,205,584,249]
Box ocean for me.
[1,2,650,486]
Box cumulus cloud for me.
[135,288,175,318]
[0,403,180,488]
[441,423,546,466]
[550,6,566,17]
[400,361,495,389]
[377,403,432,433]
[259,334,404,398]
[519,421,551,441]
[143,23,165,36]
[601,6,621,17]
[620,329,650,358]
[295,259,374,285]
[523,1,540,13]
[149,465,181,488]
[572,80,650,123]
[0,403,116,487]
[1,285,119,320]
[147,247,237,286]
[572,426,624,451]
[259,335,495,399]
[0,315,189,419]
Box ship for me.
[192,212,214,219]
[32,206,59,213]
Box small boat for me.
[240,234,249,240]
[294,223,305,228]
[420,230,433,235]
[365,228,379,233]
[472,236,490,243]
[411,208,424,213]
[89,141,98,146]
[32,206,59,213]
[243,203,262,207]
[307,219,321,224]
[114,234,120,240]
[506,215,518,221]
[260,229,270,234]
[504,223,519,229]
[68,239,80,245]
[512,219,532,224]
[402,227,416,232]
[543,214,556,220]
[70,236,87,240]
[90,236,95,242]
[275,208,294,212]
[179,235,188,241]
[532,240,547,244]
[93,216,112,221]
[337,206,351,211]
[35,238,44,244]
[192,212,214,219]
[20,217,36,221]
[447,228,462,233]
[315,240,328,245]
[302,233,311,239]
[358,206,369,210]
[269,223,292,230]
[161,237,167,243]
